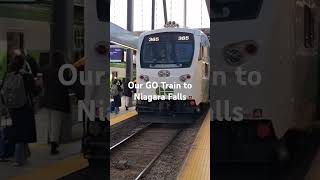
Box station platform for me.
[110,97,137,126]
[177,112,210,180]
[110,106,137,126]
[0,104,135,180]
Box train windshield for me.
[212,0,263,22]
[140,32,194,69]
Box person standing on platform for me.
[42,51,70,155]
[111,79,122,114]
[123,79,132,111]
[1,55,38,166]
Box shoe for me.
[26,149,31,158]
[50,142,60,155]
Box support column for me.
[205,0,210,16]
[126,0,134,106]
[163,0,168,24]
[51,0,73,63]
[126,0,133,81]
[184,0,187,27]
[50,0,74,143]
[151,0,155,30]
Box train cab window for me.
[140,32,194,69]
[304,5,315,48]
[212,0,263,22]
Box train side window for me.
[304,5,315,48]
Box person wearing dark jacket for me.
[123,79,133,110]
[4,55,38,166]
[22,50,39,78]
[42,51,70,155]
[111,79,122,114]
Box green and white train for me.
[0,4,84,79]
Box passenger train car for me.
[212,0,320,162]
[136,22,210,123]
[0,4,84,79]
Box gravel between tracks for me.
[140,116,205,180]
[110,125,181,180]
[110,116,147,147]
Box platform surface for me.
[177,112,210,180]
[2,107,135,180]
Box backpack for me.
[110,85,119,97]
[1,72,28,109]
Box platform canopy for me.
[110,22,139,50]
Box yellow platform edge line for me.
[110,111,137,126]
[11,154,88,180]
[177,112,210,180]
[13,111,137,180]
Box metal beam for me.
[205,0,210,16]
[126,0,133,82]
[163,0,167,24]
[184,0,186,27]
[151,0,155,30]
[50,0,73,142]
[127,0,133,31]
[51,0,73,63]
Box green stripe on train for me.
[0,5,50,21]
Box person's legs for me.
[125,96,130,110]
[25,143,31,158]
[48,110,62,155]
[115,107,119,114]
[14,143,26,166]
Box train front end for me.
[135,29,207,123]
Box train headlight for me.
[224,40,258,66]
[224,48,243,66]
[139,75,149,82]
[179,74,191,82]
[95,41,108,55]
[245,43,258,55]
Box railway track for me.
[110,123,183,180]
